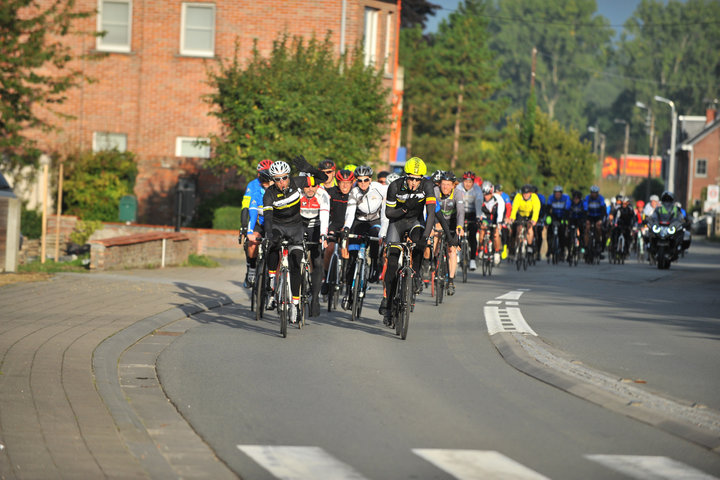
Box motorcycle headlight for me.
[668,226,676,235]
[652,224,661,234]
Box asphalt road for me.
[157,240,720,479]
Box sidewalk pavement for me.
[0,260,248,479]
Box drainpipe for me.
[340,0,347,55]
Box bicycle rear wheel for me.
[435,253,445,306]
[400,269,412,340]
[461,239,469,283]
[351,264,363,322]
[254,256,266,321]
[277,272,288,338]
[299,268,310,328]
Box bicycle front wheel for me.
[461,240,469,283]
[277,272,288,338]
[351,264,363,322]
[254,256,266,321]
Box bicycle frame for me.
[346,233,379,322]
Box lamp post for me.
[654,95,677,194]
[54,159,65,262]
[614,119,629,192]
[588,125,605,181]
[39,154,51,264]
[635,101,654,201]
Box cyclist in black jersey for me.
[379,157,436,326]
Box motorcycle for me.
[647,213,685,270]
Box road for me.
[157,240,720,479]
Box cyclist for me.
[546,185,571,261]
[341,165,387,309]
[610,196,635,258]
[643,194,659,218]
[532,185,546,261]
[495,184,512,260]
[458,171,483,270]
[318,159,337,190]
[477,181,504,266]
[567,190,586,255]
[240,159,273,287]
[323,169,354,283]
[433,171,464,295]
[377,170,389,185]
[510,184,541,258]
[380,157,436,326]
[583,185,607,257]
[300,174,330,317]
[263,157,328,323]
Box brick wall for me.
[30,0,399,225]
[690,125,720,204]
[89,232,192,270]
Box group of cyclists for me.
[239,155,688,335]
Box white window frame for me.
[363,7,379,67]
[96,0,132,53]
[696,158,707,177]
[384,12,393,74]
[180,3,216,57]
[176,137,211,158]
[92,132,128,152]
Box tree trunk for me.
[452,83,464,170]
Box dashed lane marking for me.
[484,289,537,336]
[414,449,550,480]
[585,455,719,480]
[237,445,368,480]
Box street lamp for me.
[588,125,605,181]
[654,95,677,194]
[634,101,655,201]
[39,154,51,264]
[614,118,629,191]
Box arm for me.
[495,194,505,223]
[291,155,328,183]
[384,182,405,220]
[531,194,541,223]
[510,194,520,221]
[343,189,357,230]
[262,190,274,239]
[455,188,465,230]
[319,190,330,237]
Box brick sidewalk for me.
[0,263,246,479]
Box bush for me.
[20,205,42,239]
[183,254,220,268]
[70,220,103,245]
[213,206,243,230]
[191,188,244,228]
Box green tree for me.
[401,0,441,28]
[0,0,95,168]
[62,150,138,221]
[205,34,390,178]
[487,106,595,192]
[490,0,614,130]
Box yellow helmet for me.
[344,163,357,173]
[404,157,427,176]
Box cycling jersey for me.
[478,193,505,224]
[326,186,349,233]
[536,193,547,219]
[547,193,571,220]
[243,178,266,234]
[458,183,482,214]
[568,200,586,223]
[510,193,541,222]
[584,194,607,219]
[300,187,330,236]
[385,176,437,241]
[263,176,319,236]
[613,205,636,228]
[343,182,387,229]
[434,186,465,228]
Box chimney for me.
[707,108,716,124]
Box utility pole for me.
[646,110,655,201]
[530,47,537,92]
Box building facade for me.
[34,0,400,224]
[677,109,720,209]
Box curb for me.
[93,292,246,479]
[491,332,720,454]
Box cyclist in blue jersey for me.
[241,159,273,287]
[583,185,606,256]
[546,185,571,261]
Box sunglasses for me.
[406,176,423,182]
[322,169,335,174]
[273,175,289,182]
[357,178,371,183]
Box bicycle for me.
[609,226,627,264]
[433,230,449,306]
[251,239,268,321]
[637,226,647,264]
[346,233,379,322]
[299,239,321,323]
[514,220,529,271]
[459,223,470,283]
[387,234,416,340]
[324,234,346,312]
[585,225,601,265]
[480,223,495,277]
[273,240,298,337]
[567,224,581,267]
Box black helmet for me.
[432,170,444,184]
[441,171,456,182]
[660,191,675,204]
[521,184,532,194]
[318,159,335,170]
[571,190,582,199]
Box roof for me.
[680,117,720,149]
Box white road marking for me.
[505,301,519,306]
[585,455,719,480]
[487,300,502,305]
[497,291,525,300]
[484,306,537,336]
[414,449,550,480]
[237,445,368,480]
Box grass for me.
[183,254,220,268]
[18,256,89,274]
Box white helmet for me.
[481,180,494,195]
[268,161,291,177]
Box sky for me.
[424,0,646,38]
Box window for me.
[93,132,127,152]
[363,7,379,66]
[176,137,210,158]
[384,12,393,74]
[696,158,707,177]
[181,3,216,57]
[97,0,132,52]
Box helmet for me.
[530,185,538,193]
[521,184,532,194]
[386,172,401,184]
[615,194,623,201]
[335,169,355,182]
[269,161,291,177]
[344,164,357,173]
[571,190,582,199]
[481,180,494,195]
[649,194,660,202]
[258,170,273,182]
[431,169,444,183]
[660,191,674,203]
[590,185,600,193]
[318,159,335,170]
[494,184,503,192]
[257,159,273,171]
[404,157,427,176]
[441,171,456,182]
[622,196,630,204]
[553,185,563,193]
[354,165,373,178]
[636,200,645,209]
[463,171,476,180]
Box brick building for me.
[34,0,401,224]
[677,109,720,209]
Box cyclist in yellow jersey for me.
[510,184,541,257]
